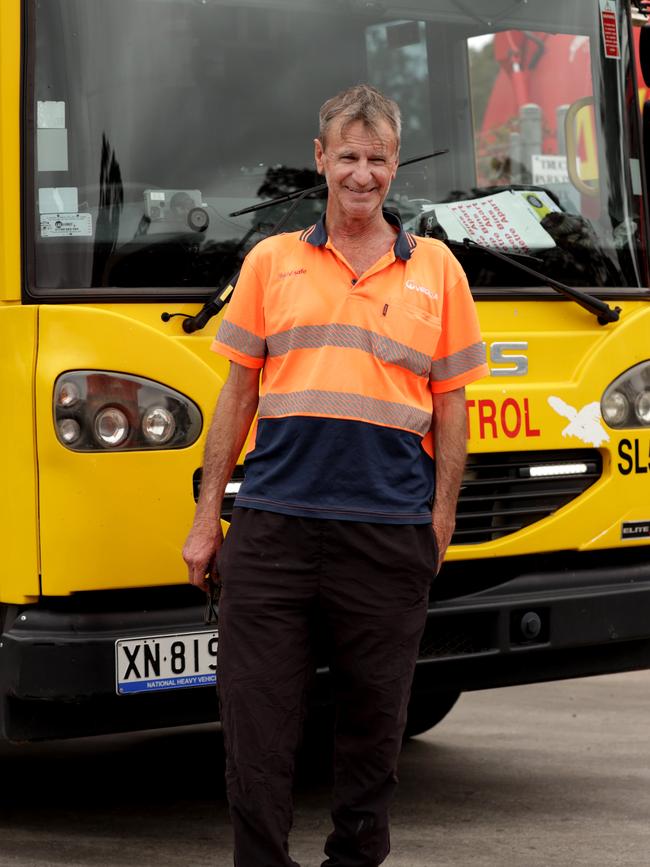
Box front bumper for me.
[1,548,649,741]
[0,586,219,741]
[410,546,650,699]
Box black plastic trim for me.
[625,3,650,288]
[23,286,217,304]
[21,283,650,306]
[20,0,33,301]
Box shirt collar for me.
[301,209,415,261]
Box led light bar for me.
[526,463,589,478]
[225,481,242,495]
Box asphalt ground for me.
[0,670,648,867]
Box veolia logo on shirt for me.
[278,268,307,279]
[405,279,437,300]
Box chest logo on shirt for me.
[405,279,437,300]
[278,268,307,279]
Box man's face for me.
[314,118,399,221]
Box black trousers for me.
[217,508,436,867]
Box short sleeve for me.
[430,257,489,394]
[211,251,266,369]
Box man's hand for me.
[183,521,223,592]
[432,510,455,573]
[182,361,259,593]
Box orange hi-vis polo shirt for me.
[212,210,488,524]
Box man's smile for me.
[343,185,377,194]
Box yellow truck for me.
[1,0,649,741]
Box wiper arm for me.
[178,185,313,334]
[228,150,448,218]
[176,149,448,334]
[459,237,621,325]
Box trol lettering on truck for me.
[1,0,649,741]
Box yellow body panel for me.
[29,297,650,595]
[0,0,21,302]
[36,304,229,595]
[454,299,650,560]
[0,307,40,603]
[0,1,37,604]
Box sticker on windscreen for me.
[599,0,620,60]
[38,187,78,214]
[40,213,92,238]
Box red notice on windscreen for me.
[600,0,620,60]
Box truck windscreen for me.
[28,0,646,295]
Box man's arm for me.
[431,386,467,570]
[183,361,260,590]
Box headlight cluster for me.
[54,371,202,451]
[601,361,650,429]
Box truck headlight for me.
[54,371,202,451]
[601,362,650,429]
[58,418,81,444]
[635,391,650,425]
[95,407,129,447]
[56,380,81,408]
[601,390,629,426]
[142,406,176,444]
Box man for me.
[183,84,488,867]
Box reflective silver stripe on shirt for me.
[259,389,431,435]
[266,323,431,378]
[216,320,266,359]
[430,341,486,383]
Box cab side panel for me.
[35,304,226,596]
[0,307,40,603]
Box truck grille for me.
[195,448,602,545]
[453,448,602,544]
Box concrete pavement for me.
[0,671,648,866]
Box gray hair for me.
[318,84,401,150]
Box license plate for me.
[115,630,218,695]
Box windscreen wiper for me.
[458,238,621,325]
[170,149,448,334]
[227,150,448,218]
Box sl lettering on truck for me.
[617,438,650,475]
